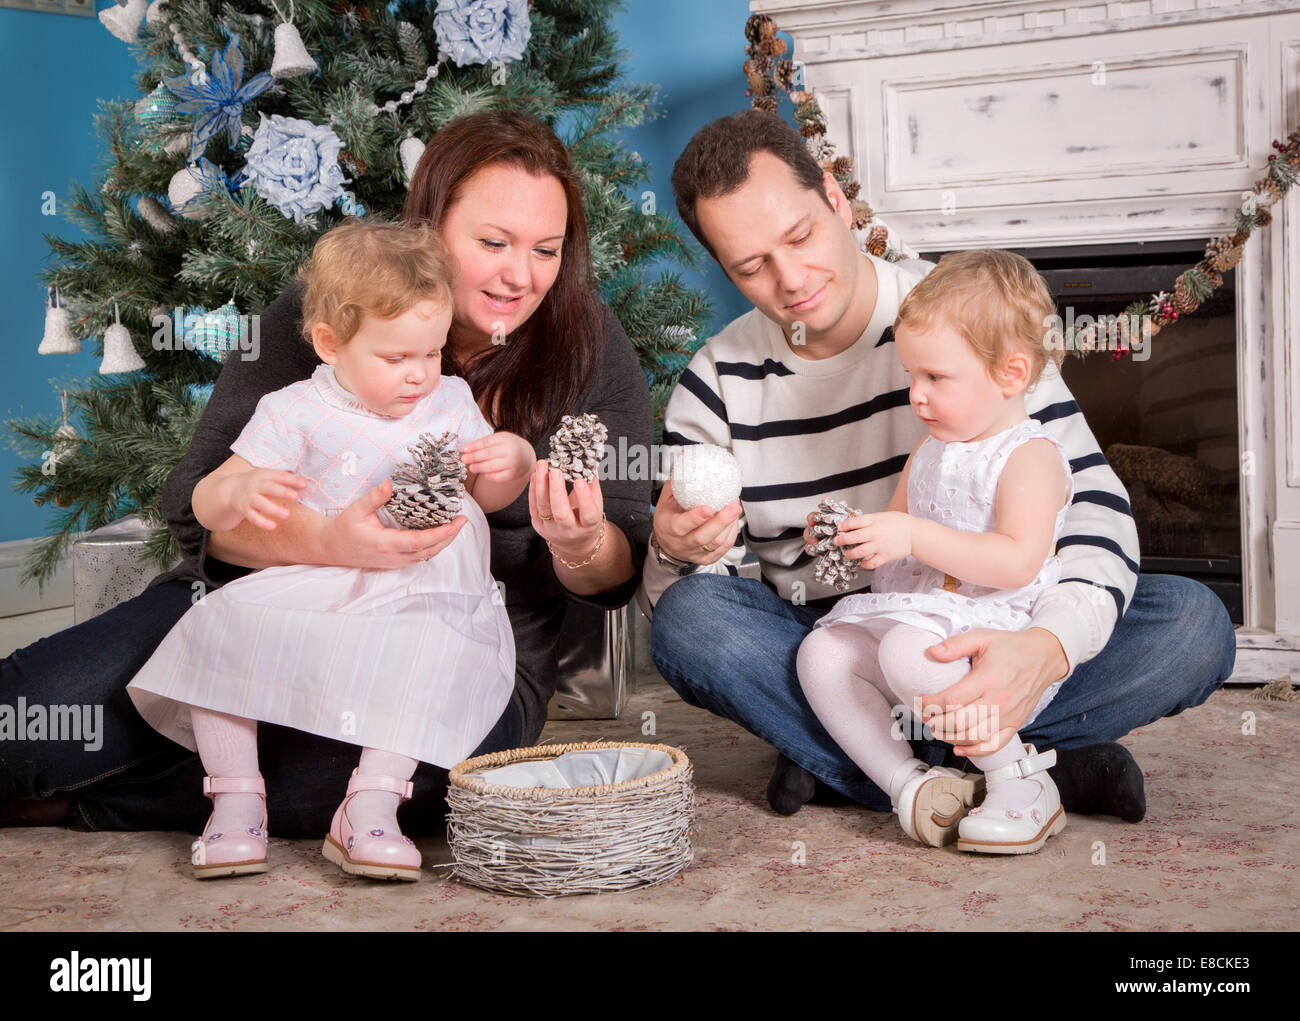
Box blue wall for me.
[0,0,753,542]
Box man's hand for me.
[653,478,742,566]
[318,480,468,570]
[918,626,1069,757]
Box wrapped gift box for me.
[72,514,178,625]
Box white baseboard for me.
[0,534,74,617]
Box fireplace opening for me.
[920,239,1243,624]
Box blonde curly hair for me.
[896,249,1062,389]
[297,218,454,348]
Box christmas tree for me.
[7,0,710,588]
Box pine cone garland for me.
[384,431,466,529]
[809,498,864,593]
[548,413,608,482]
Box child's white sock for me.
[190,708,264,833]
[969,737,1041,815]
[347,747,418,836]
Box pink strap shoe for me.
[321,769,421,882]
[192,776,269,879]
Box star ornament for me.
[162,35,274,163]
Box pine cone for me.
[1205,236,1244,273]
[865,224,890,256]
[1256,207,1273,229]
[339,149,367,177]
[809,498,864,593]
[798,121,826,139]
[384,431,466,529]
[753,95,778,114]
[774,61,798,92]
[548,413,608,482]
[747,73,773,96]
[842,180,861,200]
[745,14,774,44]
[1172,284,1199,317]
[850,198,875,230]
[1200,267,1224,290]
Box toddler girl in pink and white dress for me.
[128,220,536,881]
[797,250,1076,855]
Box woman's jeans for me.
[650,572,1237,812]
[0,580,523,836]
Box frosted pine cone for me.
[384,431,466,529]
[548,413,608,482]
[809,498,864,593]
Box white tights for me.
[189,708,418,835]
[796,623,1042,814]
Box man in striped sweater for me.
[639,110,1236,820]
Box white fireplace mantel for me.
[752,0,1300,682]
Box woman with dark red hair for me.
[0,111,653,837]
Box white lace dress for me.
[812,418,1074,725]
[126,364,516,769]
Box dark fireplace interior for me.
[921,239,1243,624]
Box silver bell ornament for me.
[39,290,81,355]
[400,136,426,187]
[99,0,147,43]
[146,0,170,28]
[49,392,81,465]
[100,302,146,374]
[271,21,318,78]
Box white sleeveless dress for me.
[126,364,516,769]
[812,418,1074,726]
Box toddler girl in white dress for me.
[128,220,536,880]
[797,250,1075,855]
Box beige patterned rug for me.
[1,681,1295,931]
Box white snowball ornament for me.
[167,167,212,220]
[670,444,742,512]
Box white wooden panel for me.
[883,49,1246,191]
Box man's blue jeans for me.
[650,572,1236,812]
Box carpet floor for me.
[1,679,1295,931]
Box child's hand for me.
[460,431,537,483]
[834,510,914,570]
[227,469,308,530]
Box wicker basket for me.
[446,740,694,898]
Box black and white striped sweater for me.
[640,253,1141,680]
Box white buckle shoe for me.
[957,744,1067,855]
[895,765,985,847]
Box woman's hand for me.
[807,509,914,570]
[226,469,308,530]
[529,459,606,561]
[318,480,469,569]
[461,432,536,483]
